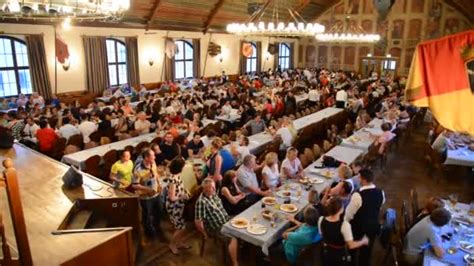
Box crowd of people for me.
[0,66,453,266]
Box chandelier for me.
[226,0,324,37]
[315,16,380,43]
[0,0,130,22]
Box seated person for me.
[134,112,151,135]
[230,135,250,165]
[242,113,267,135]
[195,178,239,266]
[328,164,354,196]
[220,170,251,215]
[261,152,280,189]
[403,208,452,265]
[410,196,445,229]
[186,133,204,159]
[269,206,321,265]
[157,133,180,165]
[237,154,271,200]
[280,147,304,180]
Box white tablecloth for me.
[324,145,364,165]
[202,119,217,128]
[62,132,158,169]
[295,93,309,105]
[293,107,343,131]
[224,131,274,155]
[216,109,241,123]
[340,131,374,153]
[445,147,474,167]
[220,180,310,255]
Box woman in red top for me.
[36,119,58,153]
[264,99,273,114]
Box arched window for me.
[106,38,127,87]
[174,40,194,80]
[246,42,257,73]
[278,43,291,70]
[0,37,31,97]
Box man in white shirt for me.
[308,87,320,105]
[221,101,233,116]
[23,117,39,138]
[78,113,98,143]
[134,112,151,135]
[59,117,80,140]
[275,117,293,150]
[335,89,348,108]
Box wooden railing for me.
[0,159,32,266]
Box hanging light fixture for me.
[226,0,325,37]
[315,16,380,43]
[0,0,130,22]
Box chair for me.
[410,188,419,222]
[99,136,111,145]
[323,140,332,152]
[84,155,102,178]
[299,154,309,168]
[67,134,83,149]
[380,208,400,266]
[295,242,321,266]
[48,138,67,161]
[304,148,315,164]
[312,144,322,159]
[84,141,98,149]
[400,200,411,237]
[151,136,162,144]
[64,145,80,155]
[118,134,132,141]
[102,150,118,181]
[89,131,102,143]
[135,141,150,155]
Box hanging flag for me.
[406,30,474,135]
[242,42,253,57]
[55,35,69,64]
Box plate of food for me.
[309,177,324,184]
[276,190,292,198]
[464,254,474,264]
[280,203,298,213]
[288,183,301,190]
[262,196,277,206]
[230,217,249,229]
[261,209,274,220]
[246,224,268,235]
[299,177,309,184]
[460,241,474,254]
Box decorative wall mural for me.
[335,2,345,14]
[392,19,405,39]
[362,0,374,14]
[359,46,371,58]
[331,46,342,65]
[298,45,304,62]
[444,18,460,35]
[344,47,356,65]
[362,19,373,32]
[306,45,316,64]
[389,47,402,57]
[408,19,423,39]
[348,0,360,14]
[405,48,415,68]
[411,0,425,13]
[318,46,328,64]
[392,0,406,13]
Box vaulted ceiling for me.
[0,0,472,32]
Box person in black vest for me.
[344,169,385,266]
[319,197,369,266]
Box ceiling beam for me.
[444,0,474,24]
[202,0,225,34]
[146,0,163,30]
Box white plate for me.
[276,190,292,198]
[246,224,267,235]
[288,183,301,190]
[280,203,298,213]
[309,177,324,184]
[230,218,249,229]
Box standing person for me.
[344,169,384,266]
[336,89,348,108]
[110,150,134,190]
[308,86,320,106]
[132,148,163,237]
[195,178,239,266]
[319,197,369,266]
[157,132,180,165]
[166,158,191,254]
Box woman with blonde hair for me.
[328,164,354,196]
[261,152,280,189]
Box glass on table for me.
[448,194,458,210]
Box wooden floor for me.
[138,123,474,266]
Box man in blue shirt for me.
[403,207,451,265]
[268,206,321,265]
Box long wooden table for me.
[0,144,134,265]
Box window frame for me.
[174,40,194,80]
[106,38,128,87]
[278,43,291,70]
[246,42,258,73]
[0,36,31,97]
